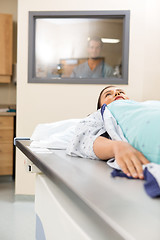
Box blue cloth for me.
[111,169,134,179]
[111,163,160,198]
[143,167,160,198]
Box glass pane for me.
[35,18,123,79]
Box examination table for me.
[15,140,160,240]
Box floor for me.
[0,176,36,240]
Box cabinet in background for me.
[0,116,14,175]
[0,14,13,83]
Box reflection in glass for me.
[35,18,123,79]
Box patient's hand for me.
[93,137,149,179]
[113,141,149,179]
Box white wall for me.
[16,0,160,194]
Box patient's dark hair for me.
[97,85,116,110]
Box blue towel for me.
[111,163,160,198]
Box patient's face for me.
[100,87,129,106]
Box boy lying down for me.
[66,86,160,180]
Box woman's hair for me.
[97,85,115,110]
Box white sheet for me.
[30,119,81,149]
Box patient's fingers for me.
[116,157,134,177]
[125,158,140,178]
[116,158,130,176]
[129,156,144,179]
[116,155,145,179]
[130,152,149,179]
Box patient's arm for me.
[93,136,149,179]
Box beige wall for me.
[0,0,17,105]
[143,1,160,100]
[16,0,160,194]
